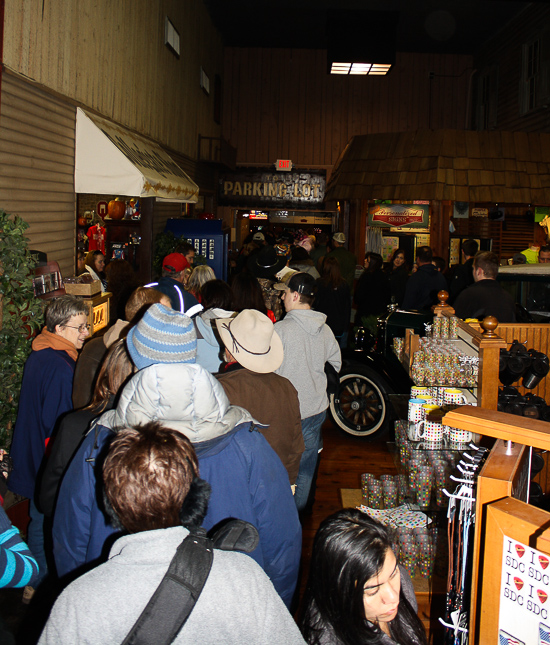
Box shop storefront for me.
[218,166,336,245]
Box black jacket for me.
[453,279,516,323]
[314,280,351,336]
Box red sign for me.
[368,204,429,228]
[276,159,293,171]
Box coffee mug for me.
[411,386,430,399]
[443,388,468,406]
[408,398,427,423]
[415,419,444,442]
[448,427,473,443]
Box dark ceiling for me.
[204,0,543,55]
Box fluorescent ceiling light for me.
[330,62,391,76]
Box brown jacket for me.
[216,367,305,485]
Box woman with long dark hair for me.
[314,256,351,347]
[300,508,427,645]
[84,250,107,291]
[384,249,409,306]
[231,271,276,321]
[354,252,391,332]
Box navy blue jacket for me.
[53,421,301,607]
[9,348,75,500]
[153,276,199,314]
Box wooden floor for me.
[300,417,397,585]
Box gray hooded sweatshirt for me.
[275,309,341,419]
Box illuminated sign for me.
[249,211,268,220]
[92,301,109,333]
[276,159,293,171]
[368,204,429,228]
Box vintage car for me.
[329,307,432,439]
[497,264,550,323]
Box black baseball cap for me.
[286,272,317,297]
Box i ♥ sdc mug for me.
[443,388,468,406]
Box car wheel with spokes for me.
[329,366,390,438]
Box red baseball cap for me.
[162,253,189,273]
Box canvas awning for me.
[75,108,199,202]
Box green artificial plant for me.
[0,210,44,450]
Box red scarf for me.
[32,328,78,361]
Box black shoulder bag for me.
[121,520,259,645]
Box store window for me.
[520,33,550,114]
[475,66,499,130]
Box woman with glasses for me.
[8,295,89,597]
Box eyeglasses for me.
[63,323,90,333]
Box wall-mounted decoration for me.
[453,201,469,219]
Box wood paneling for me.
[3,0,224,160]
[223,49,473,168]
[0,74,76,277]
[474,4,550,132]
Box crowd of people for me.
[7,227,543,642]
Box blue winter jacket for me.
[9,347,75,500]
[52,363,301,607]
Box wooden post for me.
[429,200,451,262]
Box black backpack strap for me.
[121,530,213,645]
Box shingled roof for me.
[326,130,550,204]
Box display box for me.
[64,280,102,297]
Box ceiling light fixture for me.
[327,10,397,77]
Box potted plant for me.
[0,210,44,450]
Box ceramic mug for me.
[443,388,468,406]
[408,398,427,423]
[415,419,445,442]
[411,386,430,399]
[448,427,473,444]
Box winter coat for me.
[39,398,115,517]
[41,527,306,645]
[9,348,75,500]
[401,264,447,312]
[354,269,391,321]
[275,310,341,419]
[52,363,301,607]
[216,364,305,484]
[153,276,200,314]
[314,280,351,337]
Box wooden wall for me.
[3,0,224,159]
[474,4,550,132]
[223,48,473,168]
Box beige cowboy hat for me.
[215,309,284,373]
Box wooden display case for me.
[403,315,507,410]
[442,407,550,643]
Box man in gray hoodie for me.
[274,273,341,512]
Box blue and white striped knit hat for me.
[126,303,197,370]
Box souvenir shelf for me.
[401,310,507,411]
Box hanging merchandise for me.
[440,445,490,645]
[365,227,383,255]
[87,222,106,254]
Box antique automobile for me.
[329,306,432,439]
[497,264,550,323]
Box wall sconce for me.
[327,10,397,76]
